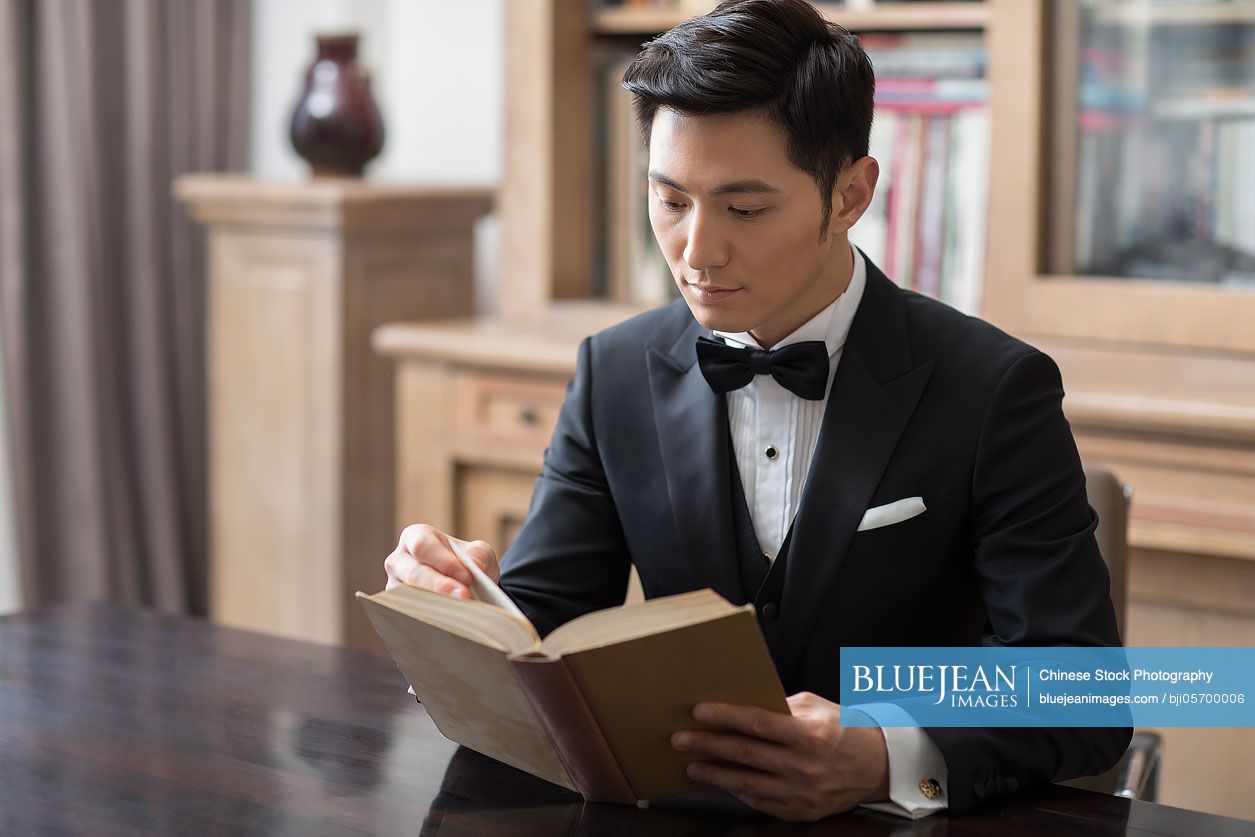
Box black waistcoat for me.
[728,442,793,676]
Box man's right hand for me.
[384,524,499,600]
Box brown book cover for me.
[356,586,788,803]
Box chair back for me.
[1063,465,1161,803]
[1084,465,1130,641]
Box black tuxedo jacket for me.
[498,257,1131,813]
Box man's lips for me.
[686,282,741,301]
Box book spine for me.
[509,653,637,804]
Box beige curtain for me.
[0,0,249,614]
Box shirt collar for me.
[713,244,867,359]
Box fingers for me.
[691,702,803,747]
[401,525,472,583]
[385,524,499,600]
[671,729,794,775]
[414,563,473,599]
[384,546,467,599]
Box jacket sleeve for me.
[497,336,632,637]
[924,350,1133,814]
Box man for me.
[384,0,1130,822]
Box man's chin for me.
[681,300,753,335]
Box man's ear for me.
[827,156,880,236]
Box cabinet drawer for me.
[452,371,567,459]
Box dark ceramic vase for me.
[289,33,385,177]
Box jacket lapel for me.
[646,319,745,605]
[776,261,933,683]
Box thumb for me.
[786,691,823,717]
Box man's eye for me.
[657,197,686,211]
[730,207,765,219]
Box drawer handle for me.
[518,405,539,426]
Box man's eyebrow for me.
[648,171,782,196]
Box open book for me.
[356,581,788,803]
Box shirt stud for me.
[764,445,778,460]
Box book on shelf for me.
[850,31,989,313]
[861,32,987,79]
[1070,116,1255,284]
[854,106,989,313]
[357,583,788,803]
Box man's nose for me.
[683,207,729,272]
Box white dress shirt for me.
[714,245,949,820]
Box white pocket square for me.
[857,496,926,532]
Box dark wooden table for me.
[2,603,1252,836]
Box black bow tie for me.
[695,335,830,400]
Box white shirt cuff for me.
[850,703,949,820]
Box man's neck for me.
[749,237,854,349]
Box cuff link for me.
[919,777,944,800]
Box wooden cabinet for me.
[176,176,492,652]
[986,0,1255,352]
[983,1,1255,819]
[984,0,1255,470]
[379,318,574,541]
[983,0,1255,618]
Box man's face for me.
[647,108,850,347]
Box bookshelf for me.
[984,1,1255,818]
[986,0,1255,350]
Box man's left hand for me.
[671,691,890,822]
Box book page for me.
[540,589,739,656]
[360,586,539,654]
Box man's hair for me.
[622,0,875,233]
